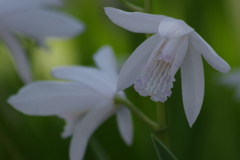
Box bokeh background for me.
[0,0,240,159]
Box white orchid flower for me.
[0,0,84,83]
[104,7,230,126]
[8,46,133,160]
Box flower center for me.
[134,36,183,102]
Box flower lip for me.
[158,17,194,39]
[133,35,187,102]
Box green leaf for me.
[151,134,178,160]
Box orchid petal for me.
[4,10,84,42]
[70,101,115,160]
[116,106,133,145]
[158,17,194,39]
[93,45,118,80]
[0,0,62,15]
[190,32,230,73]
[59,112,87,138]
[117,34,161,91]
[104,7,166,33]
[52,66,116,97]
[181,44,204,127]
[0,26,31,83]
[170,35,188,78]
[8,81,104,116]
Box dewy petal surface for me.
[116,106,133,145]
[93,45,118,81]
[158,17,194,39]
[3,9,84,41]
[8,81,104,116]
[70,101,115,160]
[117,34,161,91]
[0,26,31,83]
[52,67,115,97]
[189,32,230,73]
[104,7,166,33]
[181,43,204,127]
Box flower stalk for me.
[156,102,169,147]
[118,0,144,12]
[144,0,152,38]
[144,0,152,13]
[114,95,158,131]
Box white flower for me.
[8,46,133,160]
[0,0,84,83]
[104,7,230,126]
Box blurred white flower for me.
[105,7,230,126]
[0,0,84,83]
[220,68,240,100]
[8,46,133,160]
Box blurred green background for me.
[1,0,240,159]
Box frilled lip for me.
[133,35,189,102]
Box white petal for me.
[181,44,204,127]
[0,0,62,15]
[52,66,116,97]
[4,9,84,42]
[158,17,194,39]
[70,101,115,160]
[170,35,189,78]
[8,81,104,116]
[59,111,87,138]
[116,106,133,145]
[104,7,166,33]
[0,26,31,83]
[117,34,161,91]
[189,32,230,73]
[93,45,118,80]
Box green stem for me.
[114,96,158,131]
[118,0,144,12]
[144,0,152,38]
[157,102,166,129]
[156,102,169,147]
[144,0,152,13]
